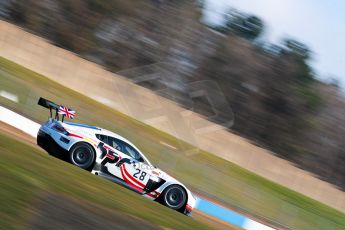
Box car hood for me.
[151,167,179,184]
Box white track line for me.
[0,106,40,137]
[0,90,18,102]
[159,141,177,150]
[243,219,275,230]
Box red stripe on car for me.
[120,166,143,192]
[122,165,145,188]
[105,153,115,160]
[147,191,161,198]
[68,133,83,139]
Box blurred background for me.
[0,1,344,229]
[1,0,343,190]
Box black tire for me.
[161,185,187,210]
[69,142,95,170]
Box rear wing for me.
[38,97,75,121]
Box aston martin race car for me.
[36,98,196,215]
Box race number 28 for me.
[133,169,147,181]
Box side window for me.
[122,142,141,161]
[108,137,122,151]
[96,134,108,143]
[113,138,142,162]
[96,135,121,151]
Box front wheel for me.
[161,185,187,210]
[69,142,95,170]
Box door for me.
[104,136,152,192]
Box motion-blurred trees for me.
[6,0,142,53]
[214,10,264,40]
[283,38,310,59]
[194,35,319,157]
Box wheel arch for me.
[68,141,97,170]
[68,140,97,153]
[158,183,189,213]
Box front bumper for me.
[185,204,193,215]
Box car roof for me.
[63,122,135,146]
[99,128,136,147]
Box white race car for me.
[36,98,196,215]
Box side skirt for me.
[93,170,144,195]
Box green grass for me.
[0,132,213,230]
[1,56,345,229]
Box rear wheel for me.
[69,143,95,170]
[161,185,187,210]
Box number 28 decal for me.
[133,169,147,181]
